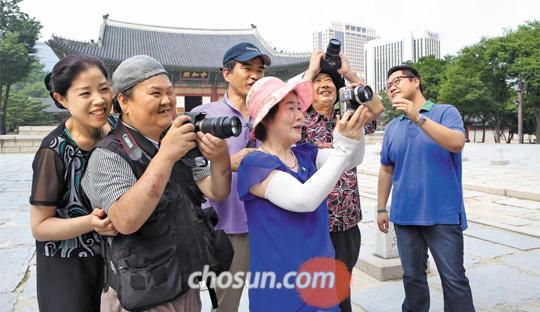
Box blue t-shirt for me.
[380,101,468,230]
[238,144,338,312]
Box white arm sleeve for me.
[316,131,366,170]
[264,132,365,213]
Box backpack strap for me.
[206,281,219,310]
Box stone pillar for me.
[373,211,399,259]
[490,148,509,166]
[357,204,430,281]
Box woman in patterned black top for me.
[30,55,117,312]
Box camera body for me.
[183,112,241,165]
[338,85,374,115]
[160,112,241,166]
[320,39,342,70]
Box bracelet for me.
[377,209,388,213]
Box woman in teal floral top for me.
[30,55,117,312]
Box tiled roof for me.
[47,17,310,72]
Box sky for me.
[20,0,540,57]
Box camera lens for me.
[326,39,341,57]
[322,39,342,70]
[353,86,373,104]
[225,117,241,137]
[197,116,242,139]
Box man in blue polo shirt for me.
[376,64,475,312]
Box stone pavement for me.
[0,154,36,312]
[1,143,539,311]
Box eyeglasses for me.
[385,75,414,91]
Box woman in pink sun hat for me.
[237,76,370,311]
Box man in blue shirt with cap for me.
[192,42,270,312]
[376,64,475,312]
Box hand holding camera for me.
[320,39,342,71]
[312,39,375,117]
[160,112,241,165]
[335,105,370,141]
[304,51,325,81]
[196,132,229,162]
[159,115,198,162]
[320,39,357,81]
[180,112,240,166]
[338,83,374,116]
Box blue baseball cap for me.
[222,42,271,66]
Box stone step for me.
[358,170,540,202]
[17,126,56,137]
[464,222,540,251]
[0,136,43,154]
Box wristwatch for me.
[415,113,427,126]
[377,209,388,214]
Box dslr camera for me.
[320,39,342,70]
[183,112,241,165]
[184,111,241,139]
[162,112,241,166]
[338,85,374,116]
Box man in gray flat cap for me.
[82,55,232,311]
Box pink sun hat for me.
[246,77,313,137]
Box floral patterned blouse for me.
[300,107,376,232]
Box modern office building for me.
[364,30,440,93]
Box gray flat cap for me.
[112,55,167,97]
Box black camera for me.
[184,112,241,139]
[161,112,241,167]
[184,112,241,166]
[320,39,342,70]
[338,85,374,115]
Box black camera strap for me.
[114,122,153,163]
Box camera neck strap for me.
[114,122,154,163]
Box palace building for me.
[47,15,310,112]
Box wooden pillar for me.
[210,84,219,102]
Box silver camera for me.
[338,85,374,116]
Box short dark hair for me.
[253,104,279,141]
[222,60,239,72]
[44,54,108,109]
[386,64,423,92]
[113,87,134,115]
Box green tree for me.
[406,55,452,102]
[6,94,52,132]
[438,36,518,143]
[12,60,48,98]
[0,0,41,134]
[503,21,540,142]
[4,59,54,133]
[439,44,491,142]
[485,37,521,143]
[378,90,401,125]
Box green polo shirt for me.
[398,100,434,120]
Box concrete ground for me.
[1,143,539,312]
